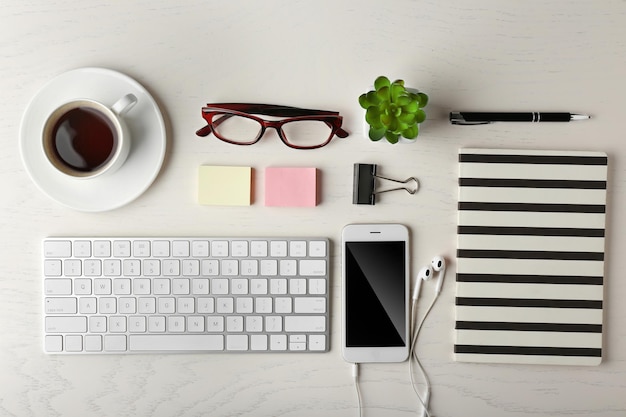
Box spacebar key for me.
[129,335,224,351]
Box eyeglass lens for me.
[212,114,334,148]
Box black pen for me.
[450,111,591,125]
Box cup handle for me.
[111,93,138,117]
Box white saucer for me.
[19,67,166,212]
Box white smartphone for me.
[341,224,410,363]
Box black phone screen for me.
[344,241,406,347]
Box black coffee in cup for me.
[50,107,117,172]
[43,95,136,179]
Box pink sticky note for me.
[265,167,318,207]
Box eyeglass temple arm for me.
[203,103,340,118]
[196,114,236,137]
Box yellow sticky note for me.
[198,166,252,206]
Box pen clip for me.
[449,111,491,125]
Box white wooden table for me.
[1,1,625,416]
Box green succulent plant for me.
[358,76,428,144]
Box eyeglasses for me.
[196,103,350,149]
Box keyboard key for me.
[99,298,117,314]
[44,260,62,277]
[227,335,248,350]
[123,259,141,276]
[308,279,327,295]
[308,241,327,257]
[104,335,127,351]
[93,241,111,258]
[183,260,200,276]
[85,335,102,352]
[241,260,258,276]
[226,316,244,332]
[129,335,224,351]
[172,240,190,257]
[231,241,248,257]
[177,297,194,313]
[255,297,272,313]
[270,278,288,295]
[113,279,131,295]
[129,316,146,333]
[201,260,219,276]
[270,241,287,257]
[110,316,127,333]
[172,279,190,295]
[211,241,228,257]
[187,316,204,332]
[133,241,151,257]
[250,335,267,350]
[133,279,151,295]
[45,316,87,333]
[260,260,277,276]
[289,241,307,257]
[309,335,326,351]
[79,297,97,314]
[103,260,121,277]
[45,297,77,314]
[289,279,306,295]
[64,259,82,276]
[284,316,325,332]
[275,297,292,313]
[152,240,170,257]
[279,260,297,276]
[270,335,287,350]
[44,240,71,258]
[207,316,224,332]
[294,297,326,313]
[246,316,263,332]
[221,260,238,276]
[148,316,166,332]
[168,316,185,332]
[299,259,326,276]
[45,335,63,352]
[250,241,268,257]
[113,241,131,257]
[73,241,91,257]
[212,279,228,295]
[153,279,170,295]
[138,297,156,314]
[44,279,71,295]
[143,260,160,276]
[84,260,102,276]
[192,279,209,295]
[265,316,282,332]
[89,316,107,333]
[94,279,112,295]
[191,241,209,257]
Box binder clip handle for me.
[352,163,419,205]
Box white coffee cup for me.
[42,93,137,179]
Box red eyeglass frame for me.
[196,103,350,149]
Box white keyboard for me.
[43,237,329,354]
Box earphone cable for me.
[353,363,363,417]
[409,291,440,417]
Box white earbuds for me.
[413,256,446,300]
[412,265,433,300]
[430,255,446,295]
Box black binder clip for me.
[352,163,419,205]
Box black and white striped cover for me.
[455,149,608,366]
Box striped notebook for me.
[455,149,608,366]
